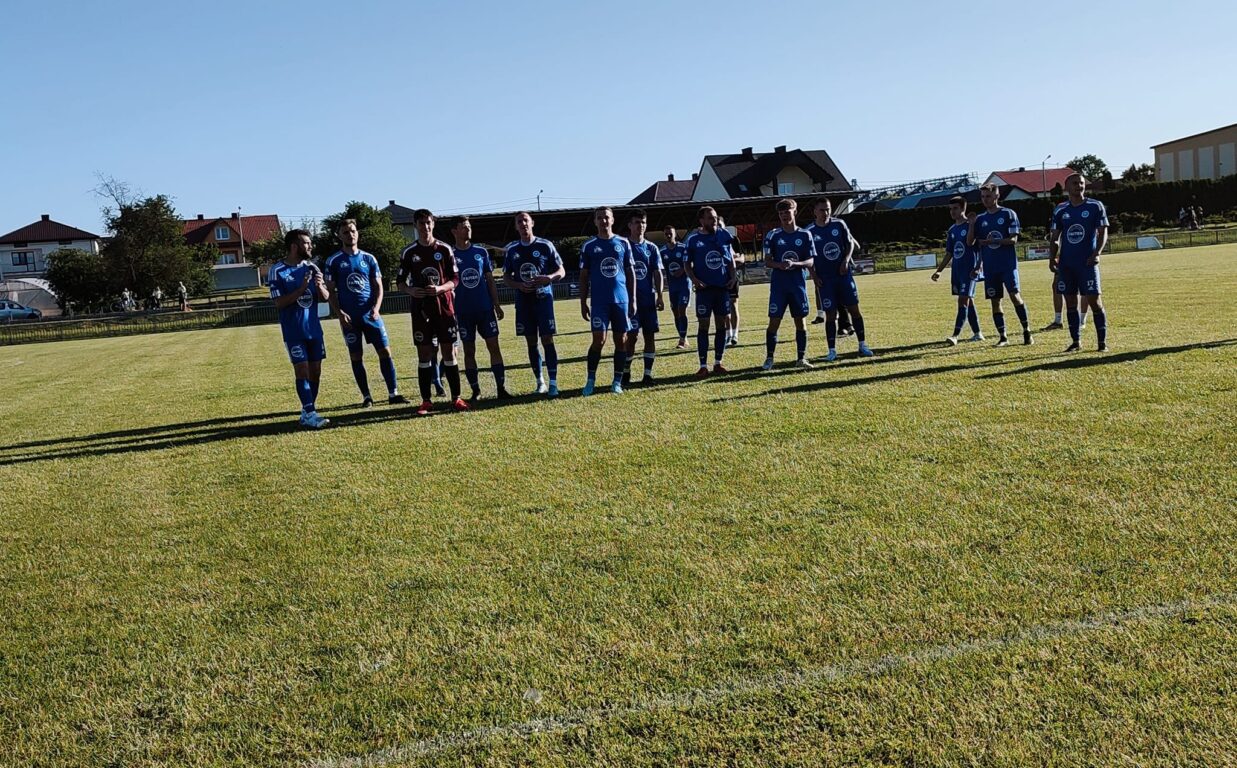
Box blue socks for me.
[643,352,655,376]
[544,343,558,382]
[379,355,398,395]
[714,325,727,363]
[698,327,710,365]
[967,304,980,333]
[1067,309,1081,343]
[492,362,506,388]
[350,360,370,398]
[612,347,625,383]
[295,377,314,412]
[465,366,480,392]
[675,315,689,339]
[993,311,1006,337]
[826,315,836,348]
[954,306,968,336]
[852,314,866,343]
[1094,308,1107,346]
[766,330,777,358]
[527,342,543,382]
[795,329,807,359]
[1013,303,1029,331]
[586,346,602,379]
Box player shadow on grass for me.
[974,339,1236,379]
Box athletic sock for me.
[417,362,433,402]
[623,353,634,376]
[697,327,709,366]
[465,366,480,392]
[544,343,559,381]
[527,342,543,383]
[826,316,836,348]
[643,352,655,376]
[714,325,727,362]
[993,311,1007,337]
[795,329,807,359]
[967,304,980,333]
[350,360,370,399]
[954,306,968,336]
[432,358,442,388]
[676,315,688,339]
[295,377,314,412]
[1067,309,1081,342]
[443,360,461,399]
[1094,308,1107,346]
[492,362,506,388]
[379,356,398,395]
[765,330,777,358]
[852,315,866,343]
[1054,311,1063,323]
[586,346,601,379]
[1014,303,1030,331]
[613,347,625,383]
[309,377,319,405]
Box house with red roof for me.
[182,212,281,289]
[0,214,102,278]
[982,167,1078,198]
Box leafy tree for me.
[314,202,407,285]
[246,231,288,271]
[1121,163,1156,183]
[100,194,218,297]
[45,248,110,313]
[1066,154,1110,181]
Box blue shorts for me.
[769,283,810,319]
[457,309,500,342]
[817,278,859,311]
[982,267,1021,300]
[668,284,691,309]
[341,314,389,352]
[589,301,633,334]
[951,278,978,298]
[695,286,732,318]
[632,303,660,334]
[514,294,556,337]
[286,337,326,365]
[1056,263,1101,296]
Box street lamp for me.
[536,190,544,211]
[237,206,246,263]
[1041,154,1051,197]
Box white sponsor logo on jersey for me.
[1066,223,1086,245]
[460,268,482,289]
[953,241,966,259]
[705,251,724,270]
[296,292,314,309]
[823,242,842,261]
[346,273,368,294]
[600,257,620,279]
[421,267,441,286]
[519,262,540,282]
[633,261,648,280]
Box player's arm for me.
[544,246,566,284]
[965,212,978,247]
[368,258,384,318]
[1091,204,1109,264]
[1047,214,1061,270]
[932,235,949,281]
[724,246,739,290]
[762,233,779,270]
[436,250,458,294]
[625,257,637,316]
[652,251,665,309]
[396,250,416,297]
[324,258,350,325]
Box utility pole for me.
[237,206,246,262]
[537,189,543,211]
[1041,154,1051,197]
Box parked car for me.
[0,300,42,320]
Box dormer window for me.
[216,226,231,241]
[778,182,795,196]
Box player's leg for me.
[1084,267,1106,350]
[461,335,481,399]
[622,326,637,387]
[1063,288,1082,352]
[438,324,465,409]
[986,280,1008,345]
[727,285,740,347]
[1006,268,1032,344]
[950,294,969,344]
[966,292,982,339]
[516,298,544,392]
[824,308,839,361]
[695,291,712,376]
[1047,280,1064,330]
[764,288,787,369]
[584,313,607,396]
[791,285,810,365]
[414,339,437,412]
[812,281,826,324]
[837,303,853,336]
[641,325,657,383]
[289,355,316,425]
[839,278,871,356]
[364,317,403,403]
[610,306,628,392]
[712,295,731,372]
[540,297,559,396]
[480,312,508,398]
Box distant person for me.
[684,205,736,376]
[660,225,692,349]
[450,216,510,401]
[151,285,163,310]
[397,208,467,414]
[502,211,565,397]
[267,229,330,429]
[761,198,814,370]
[625,209,664,385]
[579,206,636,396]
[720,216,743,348]
[1049,173,1109,352]
[121,288,134,312]
[323,218,408,408]
[1188,206,1200,230]
[177,282,189,311]
[968,184,1033,346]
[807,197,874,360]
[931,196,983,344]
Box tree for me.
[1121,163,1156,184]
[1066,154,1110,181]
[100,194,218,298]
[45,248,110,313]
[314,202,407,285]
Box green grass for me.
[1,247,1235,767]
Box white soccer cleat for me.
[968,332,985,342]
[535,380,548,394]
[946,336,959,346]
[301,411,330,429]
[858,342,874,357]
[794,358,814,369]
[825,349,837,362]
[761,357,774,371]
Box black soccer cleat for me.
[387,394,410,405]
[360,396,375,409]
[1023,330,1034,345]
[1064,342,1081,353]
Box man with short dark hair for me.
[1049,173,1110,352]
[625,208,664,385]
[324,218,408,407]
[268,229,330,428]
[580,207,637,395]
[806,198,873,361]
[450,216,510,401]
[968,184,1033,346]
[932,196,983,344]
[397,209,467,414]
[661,225,691,348]
[684,206,736,376]
[761,198,815,369]
[503,211,565,397]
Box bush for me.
[45,249,111,313]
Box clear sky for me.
[5,0,1235,234]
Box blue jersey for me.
[661,242,690,290]
[945,222,979,280]
[806,220,852,281]
[629,240,662,304]
[452,245,495,314]
[684,228,735,288]
[1051,199,1109,266]
[762,226,815,291]
[503,238,563,298]
[973,207,1020,268]
[579,235,632,306]
[323,249,380,315]
[268,259,324,343]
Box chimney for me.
[230,212,239,219]
[197,214,204,220]
[774,145,786,154]
[741,147,754,159]
[1018,166,1026,172]
[389,200,396,206]
[692,173,699,181]
[41,214,50,222]
[667,173,675,182]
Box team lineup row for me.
[267,173,1111,427]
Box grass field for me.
[1,247,1235,767]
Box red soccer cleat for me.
[712,363,729,374]
[695,365,710,378]
[416,400,433,416]
[452,397,471,412]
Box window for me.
[58,240,73,245]
[217,252,239,265]
[11,251,36,270]
[215,226,232,241]
[778,182,795,196]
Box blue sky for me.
[5,0,1235,234]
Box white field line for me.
[308,593,1233,768]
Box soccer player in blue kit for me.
[625,209,664,385]
[661,224,691,349]
[503,212,565,397]
[807,198,874,361]
[761,198,815,370]
[268,229,330,428]
[931,196,984,344]
[450,215,511,401]
[684,205,736,376]
[1049,173,1110,352]
[580,206,637,395]
[968,184,1033,346]
[323,218,408,407]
